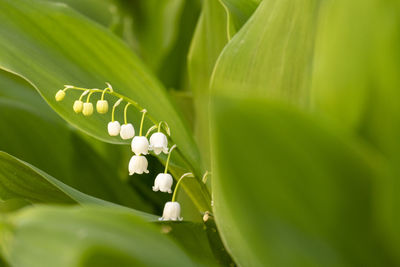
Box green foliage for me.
[0,206,193,266]
[0,0,399,266]
[0,0,200,174]
[210,96,395,266]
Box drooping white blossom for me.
[82,102,94,116]
[73,100,83,113]
[96,100,109,114]
[108,121,121,136]
[149,132,168,155]
[128,155,149,175]
[159,201,182,221]
[152,173,173,193]
[120,123,135,140]
[131,136,149,155]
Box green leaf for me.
[219,0,260,37]
[187,0,229,165]
[0,69,56,120]
[0,205,195,267]
[0,199,31,214]
[117,0,201,90]
[44,0,120,28]
[210,96,396,266]
[311,0,400,258]
[210,0,321,106]
[156,221,219,266]
[0,152,157,221]
[0,0,202,177]
[0,98,151,210]
[119,0,185,72]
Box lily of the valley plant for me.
[0,0,399,266]
[56,84,198,221]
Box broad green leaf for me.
[0,70,55,119]
[0,152,157,221]
[117,0,201,90]
[0,199,31,214]
[210,0,321,106]
[219,0,260,38]
[311,0,400,257]
[44,0,120,28]
[156,0,201,90]
[210,96,396,266]
[0,205,195,267]
[0,99,151,210]
[0,0,202,178]
[119,0,185,72]
[0,0,211,213]
[156,221,219,266]
[188,0,229,166]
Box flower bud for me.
[120,123,135,140]
[55,90,65,101]
[73,100,83,113]
[128,155,149,175]
[96,100,108,114]
[82,102,93,116]
[149,132,168,155]
[159,202,182,221]
[131,136,149,155]
[108,121,121,136]
[152,173,173,193]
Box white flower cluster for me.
[55,84,186,221]
[108,121,169,176]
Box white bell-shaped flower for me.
[152,173,173,193]
[108,121,121,136]
[149,132,168,155]
[120,123,135,140]
[55,90,65,101]
[82,102,93,116]
[73,100,83,113]
[96,100,109,114]
[159,201,182,221]
[131,136,149,155]
[128,155,149,175]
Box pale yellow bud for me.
[55,90,65,101]
[96,100,109,114]
[82,102,94,116]
[73,100,83,113]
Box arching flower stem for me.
[86,90,95,103]
[79,90,90,101]
[101,86,113,100]
[171,172,195,202]
[111,98,123,122]
[164,144,177,174]
[63,85,157,125]
[123,102,131,125]
[139,109,147,136]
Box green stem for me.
[86,90,95,103]
[139,109,147,136]
[157,121,170,135]
[145,125,158,138]
[79,90,89,101]
[101,86,113,100]
[123,103,131,125]
[164,144,177,173]
[172,173,194,202]
[111,98,123,122]
[64,86,157,124]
